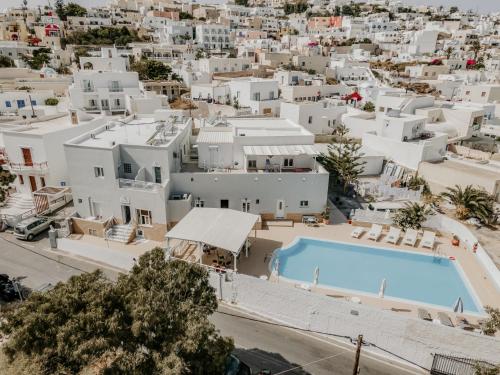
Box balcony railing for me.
[118,178,162,192]
[109,86,123,92]
[8,161,48,172]
[82,86,94,92]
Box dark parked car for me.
[225,354,252,375]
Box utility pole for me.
[352,334,363,375]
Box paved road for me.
[212,305,423,375]
[0,234,422,375]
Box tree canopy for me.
[21,48,51,70]
[0,55,15,68]
[55,0,87,21]
[0,248,234,374]
[392,202,433,231]
[130,59,176,81]
[0,166,16,203]
[63,27,143,46]
[319,124,365,192]
[441,185,496,224]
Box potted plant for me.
[321,207,330,224]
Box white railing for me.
[350,209,393,225]
[118,178,162,192]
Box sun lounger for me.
[421,230,436,249]
[403,229,418,247]
[385,226,401,244]
[351,227,365,238]
[437,312,454,327]
[418,308,432,321]
[368,224,383,241]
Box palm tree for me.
[441,185,495,224]
[392,202,433,231]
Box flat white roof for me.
[243,144,319,156]
[165,208,259,255]
[197,129,233,144]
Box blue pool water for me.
[273,237,481,313]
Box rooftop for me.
[0,114,98,136]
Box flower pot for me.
[451,238,460,246]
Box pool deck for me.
[236,222,500,324]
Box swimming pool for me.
[272,237,482,313]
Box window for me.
[40,177,45,187]
[465,91,470,95]
[5,101,11,108]
[194,199,205,207]
[284,158,294,167]
[94,166,104,177]
[136,209,152,225]
[308,115,312,124]
[220,199,229,209]
[153,166,161,183]
[123,163,132,174]
[248,160,257,169]
[19,175,24,185]
[255,199,260,204]
[17,99,25,108]
[481,92,486,97]
[300,200,309,207]
[31,100,36,106]
[253,92,260,101]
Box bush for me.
[44,98,59,106]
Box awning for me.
[243,145,319,156]
[165,208,259,255]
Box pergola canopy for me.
[165,208,259,256]
[243,145,319,156]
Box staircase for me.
[0,193,36,227]
[105,224,135,243]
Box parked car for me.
[225,354,252,375]
[14,217,54,241]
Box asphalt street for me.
[0,233,422,375]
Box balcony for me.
[7,161,48,173]
[118,178,162,192]
[109,86,123,92]
[82,86,95,93]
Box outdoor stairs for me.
[0,193,35,216]
[106,224,135,244]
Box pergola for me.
[164,208,259,271]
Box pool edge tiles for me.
[271,236,484,316]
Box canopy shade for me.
[165,208,259,256]
[243,145,319,156]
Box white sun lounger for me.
[403,229,418,247]
[385,226,401,244]
[351,227,365,238]
[421,230,436,249]
[368,224,383,241]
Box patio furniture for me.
[351,227,365,238]
[403,229,418,247]
[417,308,432,321]
[421,231,436,249]
[437,312,454,327]
[368,224,383,241]
[303,215,318,225]
[385,226,401,244]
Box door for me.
[29,175,37,192]
[276,199,285,219]
[21,147,33,166]
[122,205,131,224]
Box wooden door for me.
[29,175,37,192]
[21,147,33,166]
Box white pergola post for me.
[198,241,202,264]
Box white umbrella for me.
[453,297,464,313]
[378,278,387,298]
[313,266,320,285]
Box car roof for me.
[17,217,45,226]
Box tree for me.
[22,47,51,70]
[320,124,365,192]
[45,98,59,106]
[54,0,87,20]
[55,0,65,20]
[130,59,173,80]
[471,40,481,60]
[0,248,234,374]
[445,46,453,59]
[481,306,500,336]
[0,166,16,203]
[362,101,375,112]
[441,185,496,224]
[392,202,433,231]
[406,174,431,196]
[64,27,143,46]
[0,55,15,67]
[235,0,248,5]
[449,6,459,14]
[179,11,193,20]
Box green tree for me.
[64,2,87,17]
[445,46,453,59]
[130,59,173,80]
[471,40,481,60]
[392,202,433,230]
[0,166,16,203]
[21,47,51,70]
[235,0,248,5]
[481,306,500,336]
[449,6,459,14]
[55,0,65,20]
[0,248,234,374]
[362,101,375,112]
[406,175,431,196]
[320,124,365,192]
[441,185,496,224]
[64,27,143,46]
[45,98,59,106]
[0,55,15,67]
[179,11,193,20]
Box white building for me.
[228,78,280,116]
[280,100,347,134]
[195,24,233,50]
[198,57,252,74]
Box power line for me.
[274,352,346,375]
[215,310,430,372]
